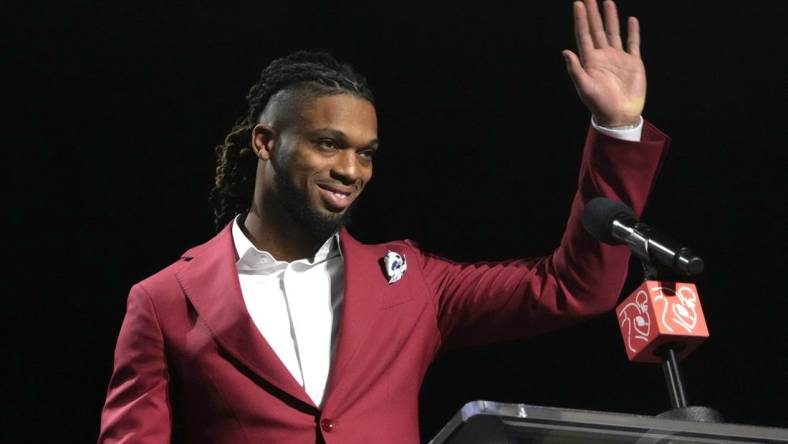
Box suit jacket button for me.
[320,418,336,432]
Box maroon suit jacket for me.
[99,123,669,443]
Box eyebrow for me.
[310,128,379,149]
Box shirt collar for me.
[231,214,342,273]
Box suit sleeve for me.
[417,122,670,349]
[98,284,172,443]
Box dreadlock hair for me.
[209,50,375,231]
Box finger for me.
[603,0,623,50]
[627,16,641,57]
[573,1,594,61]
[562,50,594,93]
[584,0,609,48]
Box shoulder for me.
[339,228,424,258]
[134,258,189,297]
[134,224,232,299]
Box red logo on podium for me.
[616,281,709,363]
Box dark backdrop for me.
[6,1,786,442]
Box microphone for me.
[582,197,704,276]
[584,198,714,414]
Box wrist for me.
[590,115,643,142]
[592,114,642,129]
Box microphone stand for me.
[639,261,723,423]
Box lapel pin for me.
[381,250,407,284]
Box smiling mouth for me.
[316,184,354,211]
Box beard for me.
[271,157,355,243]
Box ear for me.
[251,123,276,161]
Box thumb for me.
[562,50,592,93]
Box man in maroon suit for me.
[99,1,670,442]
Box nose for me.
[330,150,363,184]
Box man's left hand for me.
[563,0,646,127]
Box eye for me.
[358,148,376,160]
[316,139,338,151]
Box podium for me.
[429,401,788,443]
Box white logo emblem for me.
[652,285,699,333]
[618,290,651,352]
[382,250,407,284]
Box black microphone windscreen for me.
[582,197,635,244]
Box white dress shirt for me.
[592,115,643,141]
[230,119,642,407]
[232,218,344,407]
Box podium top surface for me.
[429,401,788,444]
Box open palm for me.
[563,0,646,127]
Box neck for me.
[242,196,328,262]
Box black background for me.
[6,1,786,442]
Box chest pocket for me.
[379,273,419,309]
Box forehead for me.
[296,94,378,141]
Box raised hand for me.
[563,0,645,127]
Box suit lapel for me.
[323,229,387,406]
[175,225,316,409]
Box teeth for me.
[331,192,348,199]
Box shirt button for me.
[320,418,336,432]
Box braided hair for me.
[209,51,374,231]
